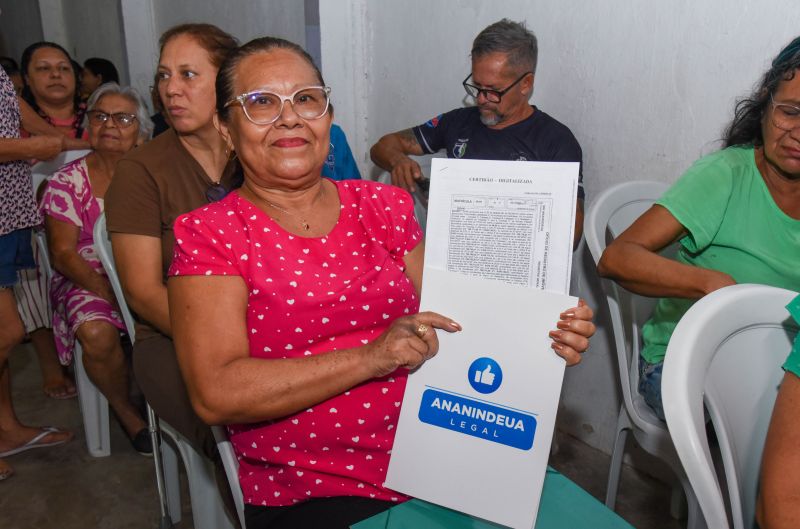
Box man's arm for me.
[574,199,584,249]
[370,128,426,191]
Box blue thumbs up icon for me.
[468,357,503,394]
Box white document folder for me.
[385,268,577,529]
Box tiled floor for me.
[1,343,683,529]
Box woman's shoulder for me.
[672,146,756,191]
[119,129,179,168]
[50,156,90,187]
[335,179,418,239]
[336,178,414,207]
[690,146,755,173]
[175,191,241,227]
[173,192,251,258]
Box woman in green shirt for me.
[598,36,800,420]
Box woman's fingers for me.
[550,342,583,366]
[403,312,461,367]
[556,317,596,339]
[559,299,594,323]
[550,300,595,366]
[390,312,461,370]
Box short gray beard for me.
[479,109,502,126]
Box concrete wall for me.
[0,0,43,62]
[320,0,800,455]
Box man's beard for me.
[478,106,503,126]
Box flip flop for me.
[43,381,78,400]
[0,427,73,458]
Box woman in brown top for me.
[104,23,237,457]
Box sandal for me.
[43,380,78,400]
[0,427,73,458]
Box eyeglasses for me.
[770,95,800,131]
[224,86,331,125]
[87,110,138,128]
[205,183,228,203]
[462,72,532,104]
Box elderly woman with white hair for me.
[41,82,154,454]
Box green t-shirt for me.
[641,146,800,364]
[783,295,800,377]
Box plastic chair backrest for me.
[663,284,798,529]
[584,180,669,423]
[212,425,246,529]
[93,213,137,342]
[31,150,91,195]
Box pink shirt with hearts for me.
[169,179,422,506]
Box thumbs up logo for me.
[474,364,495,385]
[468,357,503,394]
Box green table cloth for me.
[353,467,636,529]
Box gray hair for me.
[471,19,538,75]
[83,82,154,141]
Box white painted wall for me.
[120,0,307,111]
[320,0,800,455]
[61,0,128,83]
[120,0,158,104]
[153,0,305,46]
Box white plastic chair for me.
[33,150,110,457]
[35,219,112,457]
[663,284,798,529]
[31,149,91,183]
[212,425,246,529]
[585,180,703,528]
[93,213,236,529]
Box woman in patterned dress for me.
[0,68,74,482]
[168,37,595,528]
[41,83,154,453]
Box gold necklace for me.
[255,184,325,231]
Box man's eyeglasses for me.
[205,183,228,203]
[87,110,138,128]
[224,86,331,126]
[770,95,800,131]
[462,72,532,104]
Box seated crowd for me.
[0,16,797,529]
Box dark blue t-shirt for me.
[412,106,584,199]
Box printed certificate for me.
[423,158,579,294]
[386,159,580,529]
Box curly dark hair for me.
[724,36,800,148]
